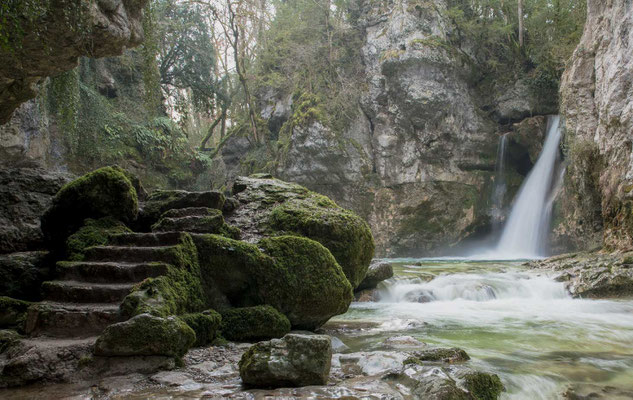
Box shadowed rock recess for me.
[0,0,149,124]
[0,167,372,387]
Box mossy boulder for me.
[239,333,332,388]
[94,313,195,357]
[0,329,21,353]
[221,305,290,342]
[461,371,505,400]
[180,310,222,347]
[0,297,31,331]
[227,176,374,289]
[41,166,138,249]
[120,233,206,318]
[65,217,132,261]
[194,234,353,330]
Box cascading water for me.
[490,134,508,231]
[493,115,562,259]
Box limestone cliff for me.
[556,0,633,252]
[0,0,148,125]
[222,0,555,256]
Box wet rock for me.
[94,313,195,358]
[0,251,52,300]
[528,252,633,298]
[220,305,290,342]
[330,336,349,353]
[228,175,374,289]
[409,347,471,363]
[355,288,381,302]
[380,335,426,350]
[239,333,332,387]
[563,383,633,399]
[357,260,394,291]
[41,166,138,249]
[0,168,70,254]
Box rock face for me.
[217,1,553,257]
[556,0,633,252]
[0,168,71,254]
[0,252,52,300]
[239,333,332,387]
[0,0,149,124]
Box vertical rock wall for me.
[556,0,633,251]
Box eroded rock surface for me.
[0,0,149,124]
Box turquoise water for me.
[327,259,633,399]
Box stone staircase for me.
[152,207,226,234]
[25,232,185,339]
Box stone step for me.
[25,302,122,338]
[83,245,181,264]
[108,232,185,247]
[153,215,224,233]
[42,281,136,303]
[160,207,218,218]
[56,261,170,283]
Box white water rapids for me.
[334,261,633,399]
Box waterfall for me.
[495,115,562,258]
[490,134,508,231]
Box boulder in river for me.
[356,260,394,291]
[239,333,332,387]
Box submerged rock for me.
[357,260,394,291]
[220,305,290,342]
[239,333,332,387]
[94,313,195,358]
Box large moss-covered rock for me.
[65,217,131,261]
[194,234,353,330]
[41,166,138,249]
[94,313,195,357]
[180,310,222,347]
[227,176,374,289]
[221,305,290,342]
[0,251,52,300]
[239,333,332,387]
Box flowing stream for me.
[329,260,633,399]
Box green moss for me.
[258,235,353,329]
[41,166,138,249]
[95,313,196,358]
[0,297,31,331]
[267,195,374,288]
[120,233,206,317]
[193,234,353,330]
[463,372,505,400]
[180,310,222,347]
[220,305,290,342]
[65,217,131,261]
